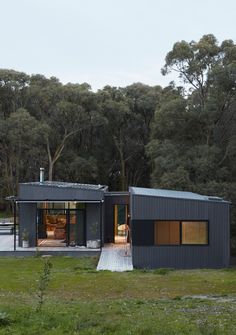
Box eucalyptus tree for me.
[97,86,134,190]
[0,108,46,197]
[0,69,29,119]
[161,34,221,108]
[53,83,107,183]
[146,85,192,189]
[26,77,105,181]
[162,34,236,146]
[97,84,160,190]
[149,34,236,253]
[124,83,161,186]
[150,35,236,189]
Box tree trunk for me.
[47,139,53,181]
[113,135,127,191]
[48,162,53,182]
[46,132,73,182]
[120,156,126,191]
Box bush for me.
[153,268,174,275]
[0,312,11,326]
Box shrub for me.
[0,312,11,326]
[153,268,174,275]
[36,258,53,312]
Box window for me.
[155,221,180,245]
[154,220,208,246]
[182,221,208,244]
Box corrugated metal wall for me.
[131,194,230,268]
[86,203,101,241]
[19,203,37,247]
[19,184,104,201]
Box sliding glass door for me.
[37,203,86,247]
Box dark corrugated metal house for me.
[14,179,230,268]
[130,187,231,269]
[16,181,130,249]
[17,181,108,248]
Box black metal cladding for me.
[131,220,154,246]
[17,182,106,247]
[130,189,230,269]
[19,183,106,201]
[19,203,37,247]
[15,182,230,269]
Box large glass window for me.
[154,220,208,246]
[37,202,86,247]
[155,221,180,245]
[182,221,208,244]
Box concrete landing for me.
[0,235,16,251]
[97,244,133,272]
[0,235,100,257]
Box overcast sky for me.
[1,0,236,91]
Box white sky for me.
[1,0,236,91]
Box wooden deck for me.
[97,244,133,272]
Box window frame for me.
[154,220,209,246]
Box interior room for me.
[37,202,81,247]
[114,204,129,244]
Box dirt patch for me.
[183,294,236,302]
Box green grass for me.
[0,257,236,334]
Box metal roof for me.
[129,186,229,203]
[20,181,107,191]
[104,191,130,196]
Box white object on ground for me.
[97,244,133,272]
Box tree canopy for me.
[0,34,236,253]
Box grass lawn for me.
[0,257,236,334]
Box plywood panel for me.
[170,221,180,245]
[155,221,169,244]
[155,221,180,245]
[182,221,208,244]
